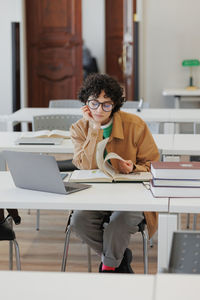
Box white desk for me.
[162,134,200,156]
[0,132,169,154]
[7,107,200,133]
[163,88,200,108]
[0,271,155,300]
[7,107,171,129]
[170,197,200,215]
[0,132,174,171]
[0,172,168,212]
[155,274,200,300]
[1,271,200,300]
[0,172,169,271]
[0,132,74,154]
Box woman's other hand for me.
[118,160,134,174]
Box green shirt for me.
[101,119,113,158]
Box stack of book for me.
[150,161,200,197]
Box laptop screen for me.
[3,151,90,194]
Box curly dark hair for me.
[78,73,125,114]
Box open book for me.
[20,130,70,139]
[70,138,152,183]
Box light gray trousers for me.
[70,210,144,267]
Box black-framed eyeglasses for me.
[87,100,114,112]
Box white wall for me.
[82,0,105,73]
[142,0,200,108]
[0,0,26,116]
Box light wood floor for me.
[0,210,197,273]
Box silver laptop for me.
[3,151,90,195]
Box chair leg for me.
[87,245,92,272]
[141,230,148,274]
[9,240,13,270]
[13,239,21,270]
[186,213,190,229]
[193,214,197,230]
[149,238,154,248]
[36,210,40,231]
[61,225,71,272]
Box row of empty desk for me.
[1,271,200,300]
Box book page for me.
[20,130,70,139]
[49,130,70,139]
[103,152,126,178]
[113,172,152,182]
[96,138,108,171]
[96,138,126,178]
[21,130,50,138]
[69,169,112,182]
[96,138,152,182]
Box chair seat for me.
[0,221,16,241]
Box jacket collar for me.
[110,111,124,140]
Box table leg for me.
[163,123,175,134]
[0,154,6,170]
[174,96,181,133]
[21,122,29,131]
[157,213,178,273]
[174,96,180,109]
[7,120,14,132]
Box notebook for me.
[3,151,90,195]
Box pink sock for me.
[102,263,115,271]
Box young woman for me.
[70,73,159,273]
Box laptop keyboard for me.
[64,185,79,192]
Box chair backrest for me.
[168,231,200,274]
[49,99,82,108]
[146,122,160,134]
[33,114,81,131]
[122,100,150,109]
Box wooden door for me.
[123,0,135,100]
[26,0,82,107]
[106,0,137,100]
[105,0,123,83]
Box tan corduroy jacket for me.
[70,110,160,238]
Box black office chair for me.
[61,214,149,274]
[0,215,21,270]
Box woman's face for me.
[87,90,114,125]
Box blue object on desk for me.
[60,173,68,180]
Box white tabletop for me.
[0,131,170,155]
[0,172,169,211]
[162,134,200,156]
[152,134,174,153]
[155,274,200,300]
[169,197,200,214]
[0,271,155,300]
[163,88,200,97]
[0,132,74,153]
[8,107,200,124]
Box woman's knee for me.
[70,210,86,231]
[109,211,143,227]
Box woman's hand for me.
[118,160,134,174]
[81,105,100,129]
